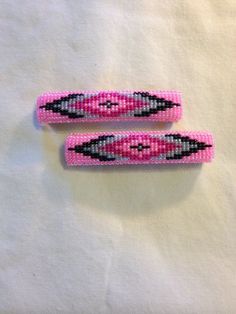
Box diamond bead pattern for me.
[37,91,182,123]
[65,131,214,166]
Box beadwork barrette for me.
[37,90,182,123]
[65,131,214,166]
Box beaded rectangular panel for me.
[65,131,214,166]
[37,91,182,123]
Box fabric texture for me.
[0,1,235,313]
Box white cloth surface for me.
[0,1,236,313]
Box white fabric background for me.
[0,1,236,313]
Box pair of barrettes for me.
[37,90,214,166]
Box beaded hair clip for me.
[65,131,214,166]
[37,90,182,123]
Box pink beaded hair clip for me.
[37,90,182,123]
[65,131,214,166]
